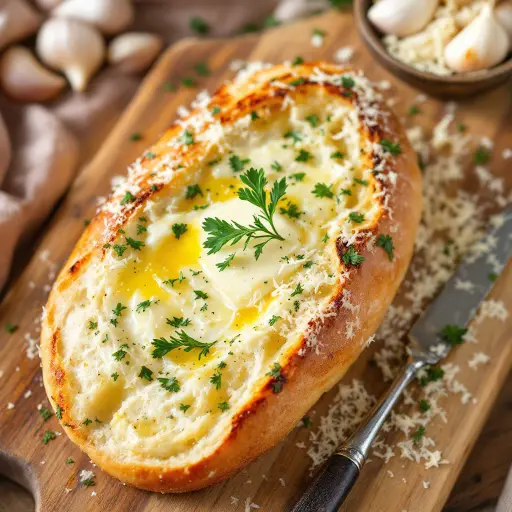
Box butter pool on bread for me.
[41,61,422,492]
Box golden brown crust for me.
[40,62,422,492]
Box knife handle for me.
[292,453,359,512]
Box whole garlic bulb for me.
[496,0,512,46]
[0,46,66,102]
[0,0,42,51]
[108,33,164,74]
[53,0,134,36]
[444,4,509,73]
[36,18,105,92]
[368,0,439,38]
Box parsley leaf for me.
[120,191,135,205]
[312,182,333,198]
[376,234,394,261]
[152,330,216,360]
[112,344,128,361]
[166,316,191,328]
[341,76,355,89]
[56,405,63,420]
[216,253,235,272]
[331,151,345,160]
[218,401,230,412]
[229,154,250,173]
[296,149,312,162]
[266,362,285,393]
[5,322,18,334]
[284,131,302,144]
[172,223,188,239]
[181,129,194,145]
[269,315,281,326]
[159,377,180,392]
[412,426,425,444]
[190,16,209,34]
[39,407,52,421]
[348,211,365,223]
[139,366,153,381]
[202,168,287,260]
[125,237,145,251]
[180,403,191,413]
[194,61,210,76]
[163,271,186,287]
[342,246,365,266]
[280,201,303,219]
[136,300,152,313]
[210,370,222,390]
[380,139,402,156]
[291,283,304,297]
[42,430,56,445]
[271,160,282,172]
[474,146,491,165]
[440,324,467,345]
[292,56,304,66]
[194,290,208,300]
[419,400,430,412]
[186,184,203,199]
[306,114,320,127]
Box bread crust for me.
[40,62,422,492]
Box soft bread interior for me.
[53,87,383,467]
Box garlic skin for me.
[108,33,164,74]
[496,0,512,46]
[0,46,66,102]
[0,0,42,51]
[368,0,439,38]
[53,0,135,36]
[444,4,509,73]
[35,0,63,10]
[36,18,105,93]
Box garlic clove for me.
[108,33,164,74]
[36,18,105,93]
[35,0,63,10]
[368,0,439,38]
[274,0,330,23]
[53,0,134,36]
[0,0,43,51]
[0,46,67,102]
[496,0,512,46]
[444,4,509,73]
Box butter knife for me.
[292,205,512,512]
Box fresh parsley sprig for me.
[151,330,216,360]
[202,168,287,260]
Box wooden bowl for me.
[354,0,512,98]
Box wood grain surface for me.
[0,10,511,512]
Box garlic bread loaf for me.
[41,62,422,492]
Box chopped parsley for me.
[266,362,285,393]
[291,172,306,182]
[190,16,209,34]
[130,132,142,142]
[229,154,250,173]
[296,149,312,162]
[211,105,221,115]
[65,458,74,464]
[202,168,287,260]
[271,160,282,172]
[412,426,426,444]
[216,253,235,272]
[474,146,491,165]
[380,139,402,156]
[419,400,430,412]
[306,114,320,127]
[280,201,302,219]
[125,237,145,250]
[348,212,365,223]
[290,283,304,297]
[120,191,135,205]
[457,122,467,133]
[139,366,153,381]
[158,377,180,392]
[163,271,186,287]
[408,105,421,116]
[292,56,304,66]
[56,405,63,420]
[39,407,52,421]
[251,111,260,120]
[218,401,230,412]
[136,224,147,235]
[194,290,208,300]
[440,324,467,345]
[83,418,92,426]
[5,322,18,334]
[341,76,355,89]
[269,315,281,326]
[88,320,98,331]
[152,330,216,360]
[312,182,334,199]
[180,403,191,413]
[42,430,56,445]
[112,344,128,361]
[290,77,306,86]
[111,372,119,382]
[110,303,127,327]
[194,61,210,76]
[419,366,445,387]
[136,300,152,313]
[354,178,368,186]
[302,416,312,428]
[181,129,194,145]
[376,234,394,261]
[210,370,222,390]
[181,77,197,88]
[342,246,365,267]
[331,151,345,159]
[488,272,498,282]
[166,316,191,328]
[186,184,203,199]
[172,223,188,239]
[284,130,302,144]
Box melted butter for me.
[118,225,201,300]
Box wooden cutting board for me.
[1,9,511,512]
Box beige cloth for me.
[0,0,281,291]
